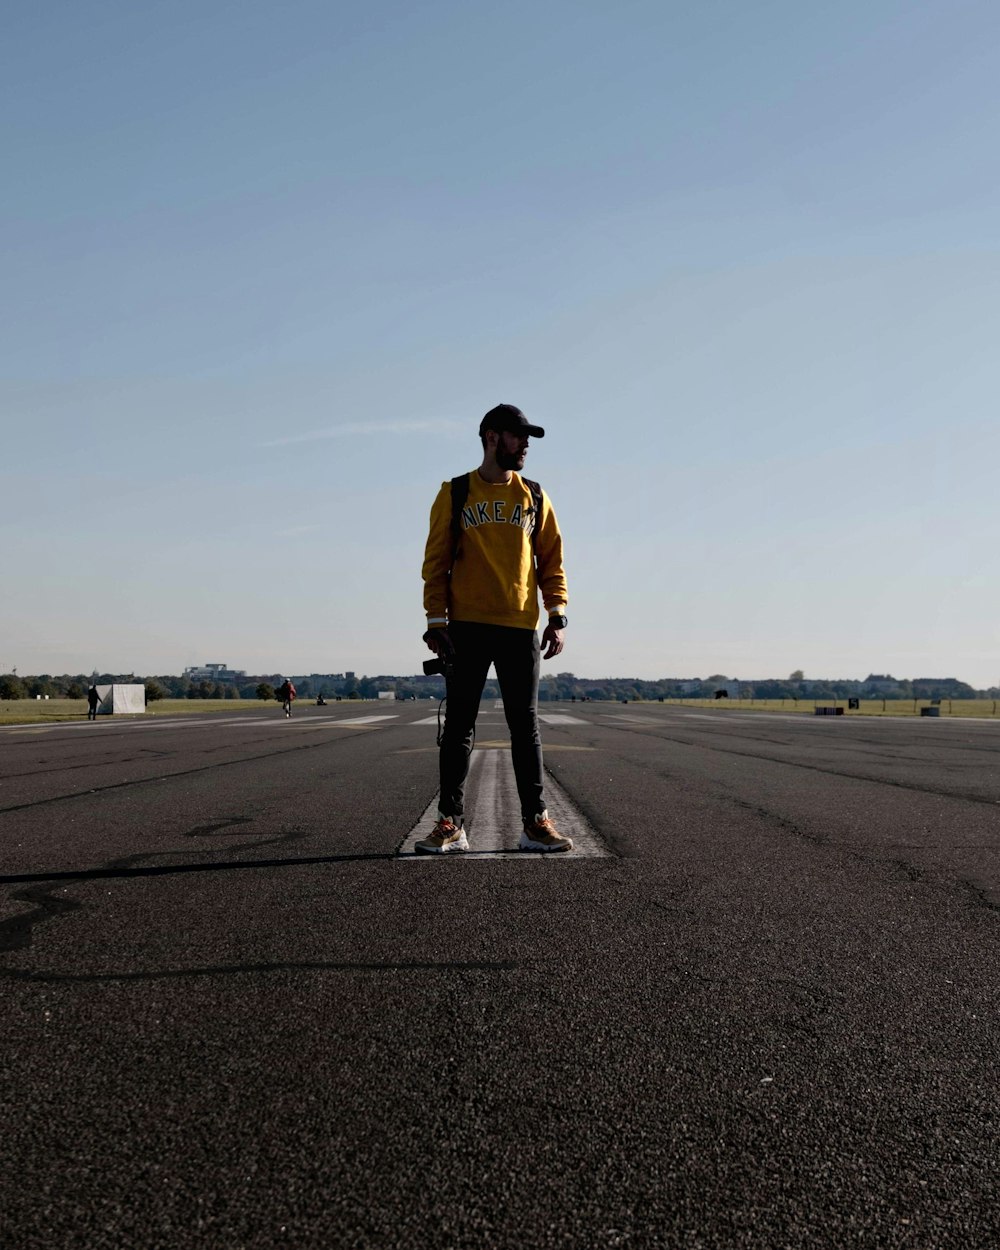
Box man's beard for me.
[496,445,525,471]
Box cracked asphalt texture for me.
[1,703,998,1249]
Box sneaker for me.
[519,811,573,853]
[415,816,469,855]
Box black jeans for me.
[439,621,543,822]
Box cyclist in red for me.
[277,678,296,718]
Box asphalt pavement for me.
[1,703,998,1249]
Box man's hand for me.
[540,622,565,660]
[423,627,454,658]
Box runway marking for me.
[410,714,507,725]
[414,713,549,728]
[0,716,298,734]
[415,715,585,725]
[70,716,386,732]
[394,745,594,754]
[275,714,400,727]
[283,720,383,730]
[398,750,610,858]
[496,743,594,751]
[134,717,272,729]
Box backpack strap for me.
[521,477,543,555]
[449,473,471,572]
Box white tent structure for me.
[95,684,146,714]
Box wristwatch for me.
[548,614,568,629]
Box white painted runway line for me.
[538,713,589,725]
[412,713,513,727]
[139,715,394,731]
[0,713,403,736]
[136,717,279,729]
[147,713,400,729]
[334,714,398,724]
[0,719,135,734]
[398,749,610,859]
[680,712,805,723]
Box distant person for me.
[87,685,100,721]
[419,403,571,854]
[316,694,327,706]
[277,678,296,718]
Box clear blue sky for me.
[3,0,998,685]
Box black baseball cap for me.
[479,403,545,439]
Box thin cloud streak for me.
[275,524,322,538]
[261,419,464,448]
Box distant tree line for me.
[536,672,992,702]
[1,670,995,703]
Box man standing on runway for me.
[418,403,572,854]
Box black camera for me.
[422,628,455,679]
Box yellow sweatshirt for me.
[423,470,568,631]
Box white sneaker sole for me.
[415,831,470,855]
[519,833,573,853]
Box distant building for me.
[862,674,898,694]
[183,663,247,681]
